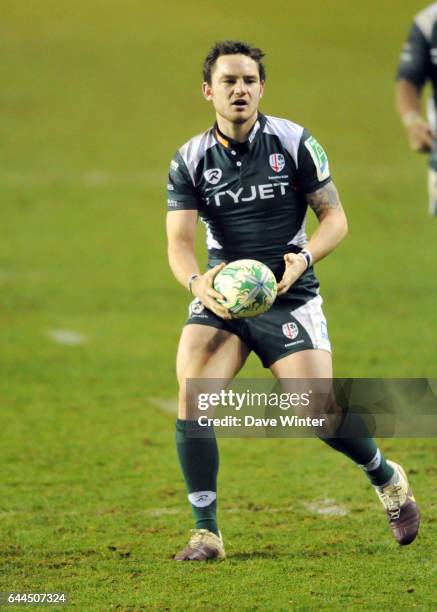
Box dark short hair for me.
[203,40,266,84]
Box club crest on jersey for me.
[204,168,222,185]
[282,322,299,340]
[269,153,285,173]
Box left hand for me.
[276,253,308,295]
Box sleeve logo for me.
[304,136,330,181]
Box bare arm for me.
[305,181,348,263]
[166,210,231,319]
[395,79,434,152]
[166,209,200,289]
[277,181,347,295]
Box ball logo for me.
[204,168,222,185]
[282,321,299,339]
[269,153,285,173]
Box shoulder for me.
[263,114,305,141]
[263,114,305,162]
[175,128,217,182]
[414,3,437,41]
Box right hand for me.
[191,263,232,320]
[406,120,435,153]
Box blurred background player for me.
[167,40,420,561]
[396,2,437,215]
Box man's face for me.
[203,54,264,125]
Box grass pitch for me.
[1,1,436,609]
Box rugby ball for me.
[213,259,277,318]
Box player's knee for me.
[177,376,208,420]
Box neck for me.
[216,112,258,143]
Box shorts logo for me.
[189,298,205,316]
[269,153,285,173]
[204,168,222,185]
[282,321,299,340]
[321,320,329,340]
[170,160,179,171]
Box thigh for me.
[270,348,332,378]
[176,324,250,419]
[270,349,338,431]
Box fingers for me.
[412,141,432,153]
[277,281,291,295]
[205,262,227,300]
[284,253,298,265]
[206,286,227,301]
[278,252,307,295]
[409,124,434,152]
[204,297,233,319]
[190,263,231,318]
[207,262,226,280]
[277,272,295,295]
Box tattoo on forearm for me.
[306,182,342,219]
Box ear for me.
[259,80,265,99]
[202,81,213,101]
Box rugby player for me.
[396,2,437,215]
[167,41,420,560]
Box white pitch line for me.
[303,498,348,517]
[47,329,88,346]
[148,508,181,517]
[147,501,348,517]
[149,397,178,414]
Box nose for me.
[234,79,248,95]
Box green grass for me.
[1,0,436,609]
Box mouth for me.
[231,99,248,109]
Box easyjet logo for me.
[208,182,289,206]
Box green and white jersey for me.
[167,113,331,306]
[397,4,437,169]
[397,3,437,91]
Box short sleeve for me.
[167,151,200,211]
[396,22,430,87]
[297,129,332,194]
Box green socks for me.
[320,411,395,486]
[176,419,219,535]
[176,409,394,537]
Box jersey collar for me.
[214,113,266,150]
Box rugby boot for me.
[174,529,225,561]
[375,460,420,545]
